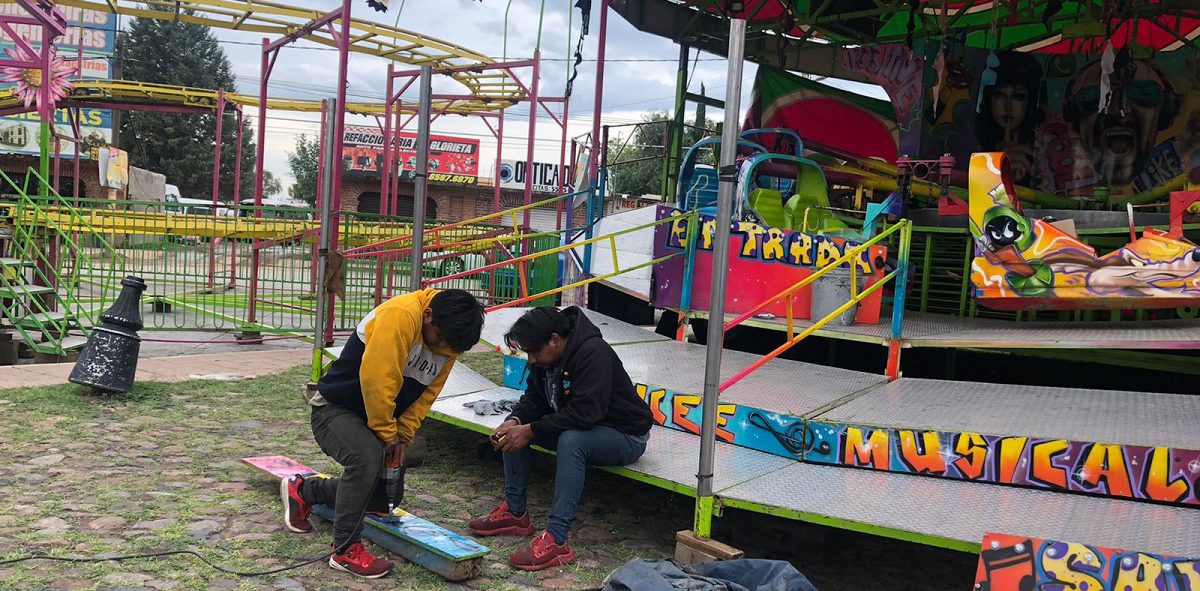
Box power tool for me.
[383,461,405,515]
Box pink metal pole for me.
[381,65,395,216]
[209,88,226,290]
[249,39,270,326]
[588,1,608,188]
[374,66,396,306]
[556,98,569,232]
[230,105,244,289]
[522,49,540,229]
[494,106,505,218]
[326,0,351,341]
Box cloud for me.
[182,0,859,194]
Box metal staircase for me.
[0,169,122,362]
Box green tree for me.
[262,171,282,197]
[117,8,256,201]
[287,135,320,205]
[608,109,719,198]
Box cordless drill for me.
[383,460,406,515]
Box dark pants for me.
[503,426,648,544]
[300,404,389,547]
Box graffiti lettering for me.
[663,214,880,273]
[977,534,1199,591]
[635,381,1199,505]
[1078,443,1134,498]
[672,394,702,435]
[1029,439,1070,489]
[715,403,737,443]
[636,384,668,427]
[897,430,947,475]
[841,45,923,124]
[842,427,889,470]
[733,222,766,258]
[996,437,1029,484]
[1141,446,1190,504]
[953,432,989,481]
[1039,541,1106,591]
[786,232,814,266]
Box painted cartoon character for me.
[969,152,1200,309]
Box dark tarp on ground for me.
[601,558,819,591]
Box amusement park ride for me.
[0,0,1198,587]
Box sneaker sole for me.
[280,478,312,534]
[469,524,535,537]
[509,552,577,572]
[328,557,393,579]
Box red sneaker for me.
[280,475,312,533]
[329,541,393,579]
[468,501,534,537]
[507,531,576,571]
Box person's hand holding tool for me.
[491,419,518,450]
[496,424,533,453]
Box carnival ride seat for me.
[783,163,848,233]
[748,188,788,228]
[969,152,1200,310]
[682,165,719,215]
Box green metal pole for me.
[662,43,689,201]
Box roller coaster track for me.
[0,78,453,115]
[0,0,522,112]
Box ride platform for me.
[430,307,1200,558]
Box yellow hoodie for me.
[316,288,457,443]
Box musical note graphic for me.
[748,411,831,457]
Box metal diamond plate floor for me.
[479,306,667,349]
[587,205,657,300]
[441,364,500,399]
[692,310,1200,350]
[432,386,523,430]
[818,378,1200,449]
[615,340,887,416]
[719,462,1200,557]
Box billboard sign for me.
[496,159,570,193]
[342,125,479,185]
[0,4,117,159]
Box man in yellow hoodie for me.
[280,288,485,579]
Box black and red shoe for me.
[280,475,312,533]
[468,501,534,537]
[507,530,576,571]
[329,541,393,579]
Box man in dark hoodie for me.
[468,306,652,571]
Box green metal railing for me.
[0,169,123,356]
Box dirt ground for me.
[0,359,977,590]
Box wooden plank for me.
[241,455,489,581]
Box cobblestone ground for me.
[0,357,976,590]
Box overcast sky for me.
[200,0,882,195]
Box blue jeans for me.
[503,426,648,544]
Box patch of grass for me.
[459,350,504,384]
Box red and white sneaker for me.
[507,530,576,571]
[468,500,534,537]
[280,475,312,533]
[329,541,394,579]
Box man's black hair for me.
[429,289,485,353]
[504,307,571,353]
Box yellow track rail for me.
[0,202,496,246]
[0,0,522,111]
[0,78,457,115]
